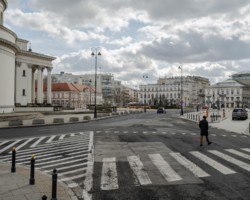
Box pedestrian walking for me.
[199,116,212,146]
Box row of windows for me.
[140,93,180,99]
[207,89,240,95]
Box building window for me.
[22,70,26,77]
[22,89,26,96]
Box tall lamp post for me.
[143,73,148,112]
[178,66,184,115]
[91,47,101,118]
[88,80,92,109]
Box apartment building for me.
[43,83,103,109]
[139,76,210,107]
[205,79,250,108]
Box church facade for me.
[0,0,56,113]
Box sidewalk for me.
[0,109,142,129]
[182,108,250,135]
[0,162,77,200]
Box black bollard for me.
[41,195,47,200]
[11,147,16,173]
[51,169,57,200]
[29,154,35,185]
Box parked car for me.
[157,107,166,114]
[232,108,248,120]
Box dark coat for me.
[199,119,209,136]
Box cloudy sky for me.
[4,0,250,88]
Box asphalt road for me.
[1,110,250,200]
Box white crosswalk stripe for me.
[208,150,250,171]
[45,135,57,143]
[101,157,119,190]
[9,138,34,152]
[170,152,210,178]
[225,149,250,160]
[190,151,236,175]
[30,136,46,148]
[127,155,152,185]
[149,154,182,182]
[0,139,22,154]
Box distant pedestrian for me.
[199,116,212,146]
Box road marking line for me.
[68,183,79,188]
[0,141,10,147]
[30,136,46,148]
[1,145,88,161]
[10,138,34,152]
[225,149,250,160]
[149,154,182,182]
[1,143,89,159]
[60,173,87,182]
[35,153,88,166]
[82,131,94,200]
[43,158,87,170]
[46,135,57,143]
[208,150,250,171]
[59,168,86,176]
[190,151,236,175]
[0,139,22,154]
[101,157,119,190]
[127,155,152,185]
[170,152,210,177]
[241,148,250,153]
[182,133,186,135]
[59,134,66,140]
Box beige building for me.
[205,79,250,108]
[139,76,210,107]
[43,83,103,109]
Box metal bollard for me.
[11,147,16,173]
[29,154,35,185]
[41,195,47,200]
[51,169,58,200]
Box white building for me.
[205,79,250,108]
[0,0,55,113]
[139,76,210,108]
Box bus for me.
[127,102,151,109]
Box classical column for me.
[41,68,44,104]
[31,67,36,104]
[37,67,42,104]
[47,67,52,104]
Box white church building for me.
[0,0,56,113]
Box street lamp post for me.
[178,66,184,115]
[88,80,92,109]
[91,47,101,118]
[143,73,148,112]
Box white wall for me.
[0,45,15,113]
[15,62,32,105]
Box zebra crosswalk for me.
[1,130,250,194]
[97,147,250,191]
[0,131,93,189]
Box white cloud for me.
[4,0,250,88]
